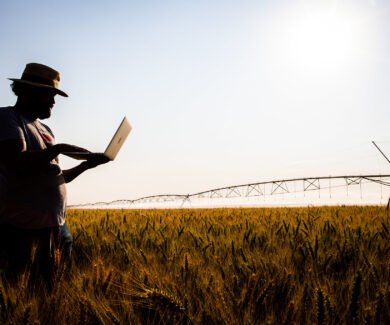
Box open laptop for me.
[63,117,132,160]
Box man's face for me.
[26,88,57,119]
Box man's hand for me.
[82,154,110,169]
[63,155,110,183]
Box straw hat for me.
[9,63,68,97]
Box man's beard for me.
[37,107,52,119]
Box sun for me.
[273,3,371,75]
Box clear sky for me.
[1,0,390,205]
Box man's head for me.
[10,63,68,119]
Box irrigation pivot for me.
[70,174,390,208]
[372,141,390,165]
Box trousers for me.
[0,223,73,285]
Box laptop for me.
[63,117,132,160]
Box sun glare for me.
[274,4,372,75]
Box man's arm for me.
[0,139,90,170]
[0,139,55,168]
[62,156,110,183]
[0,138,109,182]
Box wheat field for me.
[0,206,389,324]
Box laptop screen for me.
[104,117,132,160]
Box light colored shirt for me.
[0,106,66,228]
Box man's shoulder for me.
[0,106,16,117]
[0,107,19,125]
[0,106,24,141]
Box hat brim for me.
[8,78,68,97]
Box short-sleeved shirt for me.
[0,106,66,228]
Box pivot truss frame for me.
[70,174,390,208]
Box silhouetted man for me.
[0,63,108,285]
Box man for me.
[0,63,108,284]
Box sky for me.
[1,0,390,205]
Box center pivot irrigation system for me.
[70,142,390,208]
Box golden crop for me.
[0,206,389,324]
